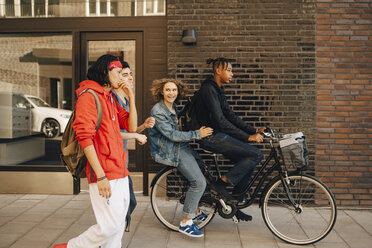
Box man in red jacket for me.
[53,54,136,248]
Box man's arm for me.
[200,85,251,141]
[222,103,256,135]
[117,83,137,132]
[126,87,137,132]
[120,132,147,145]
[137,117,155,133]
[84,145,111,199]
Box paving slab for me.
[344,210,372,235]
[0,193,371,248]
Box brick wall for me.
[168,0,372,206]
[316,0,372,206]
[167,0,317,190]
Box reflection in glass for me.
[27,95,50,107]
[0,33,72,166]
[144,0,164,15]
[0,0,167,18]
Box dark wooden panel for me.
[0,16,167,176]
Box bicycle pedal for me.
[232,215,239,223]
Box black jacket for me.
[194,77,256,142]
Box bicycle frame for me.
[234,143,282,208]
[204,138,302,210]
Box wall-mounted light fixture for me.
[182,29,197,46]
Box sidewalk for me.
[0,193,372,248]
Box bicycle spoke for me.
[151,167,216,231]
[262,175,337,245]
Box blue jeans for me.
[198,132,263,195]
[177,146,207,219]
[125,175,136,231]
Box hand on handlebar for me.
[248,133,264,143]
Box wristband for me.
[97,175,107,181]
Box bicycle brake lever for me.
[262,132,272,138]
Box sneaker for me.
[210,179,234,202]
[52,244,67,248]
[193,211,208,222]
[179,222,204,237]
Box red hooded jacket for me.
[73,80,130,183]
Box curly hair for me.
[151,78,188,103]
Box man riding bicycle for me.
[193,57,266,221]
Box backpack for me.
[178,90,200,131]
[60,89,102,181]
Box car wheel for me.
[42,119,60,138]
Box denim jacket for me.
[149,100,201,167]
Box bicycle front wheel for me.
[151,167,216,231]
[262,174,337,245]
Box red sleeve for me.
[73,93,98,149]
[115,99,129,131]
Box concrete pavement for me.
[0,193,372,248]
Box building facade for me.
[0,0,371,205]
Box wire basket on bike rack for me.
[278,132,309,171]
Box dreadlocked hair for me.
[206,57,231,74]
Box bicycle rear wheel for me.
[151,167,216,231]
[262,174,337,245]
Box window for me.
[13,94,32,109]
[88,0,96,15]
[0,33,73,166]
[87,0,110,16]
[143,0,165,16]
[0,0,166,17]
[4,0,15,16]
[2,0,48,17]
[34,0,45,16]
[20,0,31,16]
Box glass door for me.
[80,32,144,172]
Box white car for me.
[24,95,72,138]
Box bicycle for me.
[150,127,337,245]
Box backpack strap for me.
[79,89,102,182]
[79,89,102,131]
[85,89,102,131]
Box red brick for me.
[329,150,344,155]
[317,101,332,106]
[349,145,369,150]
[317,36,330,41]
[317,95,335,101]
[335,74,355,79]
[327,9,345,14]
[335,128,352,133]
[340,200,359,205]
[335,140,354,145]
[330,134,348,139]
[317,14,330,19]
[350,189,369,194]
[332,178,348,183]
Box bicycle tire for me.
[261,174,337,245]
[150,166,216,231]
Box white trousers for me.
[68,177,130,248]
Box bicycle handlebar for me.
[262,125,276,140]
